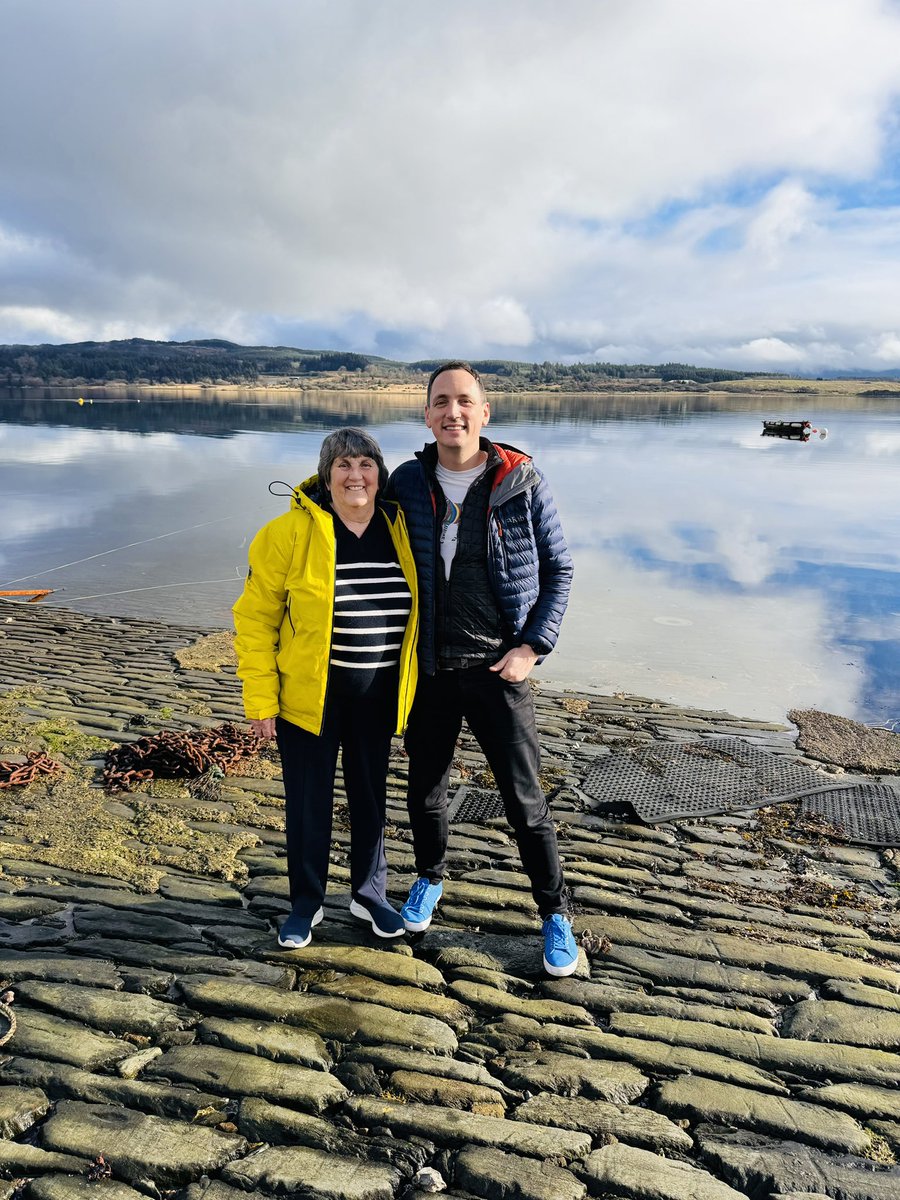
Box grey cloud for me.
[2,0,900,364]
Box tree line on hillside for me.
[0,338,762,388]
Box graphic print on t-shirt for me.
[435,460,487,580]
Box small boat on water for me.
[761,420,827,441]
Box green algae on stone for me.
[221,1143,401,1200]
[146,1044,348,1112]
[0,1085,50,1139]
[0,1056,227,1123]
[455,1144,586,1200]
[40,1099,248,1189]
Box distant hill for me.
[0,337,770,390]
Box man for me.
[388,361,578,976]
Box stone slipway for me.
[0,599,898,1199]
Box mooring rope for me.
[0,515,241,588]
[62,577,243,603]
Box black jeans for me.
[276,692,394,916]
[404,665,565,916]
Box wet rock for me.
[158,876,242,905]
[493,1049,648,1103]
[24,884,269,930]
[72,905,202,944]
[147,1044,347,1111]
[597,944,810,1002]
[579,1143,747,1200]
[345,1096,591,1160]
[454,1144,586,1200]
[389,1070,506,1113]
[656,1075,870,1154]
[0,1139,88,1179]
[310,974,472,1033]
[68,937,293,986]
[585,912,900,993]
[695,1125,900,1200]
[116,1047,163,1079]
[344,1045,516,1095]
[796,1081,900,1122]
[0,951,121,989]
[0,897,65,921]
[653,985,780,1019]
[0,1086,49,1138]
[448,979,591,1025]
[0,1056,227,1122]
[40,1100,247,1189]
[0,923,67,951]
[176,976,458,1053]
[608,1011,900,1087]
[176,1182,271,1200]
[235,1098,429,1173]
[24,1176,147,1200]
[780,999,900,1049]
[333,1061,381,1094]
[541,977,775,1034]
[11,1007,134,1070]
[263,943,445,988]
[221,1143,401,1200]
[13,980,197,1037]
[515,1092,692,1152]
[498,1016,788,1093]
[197,1015,331,1069]
[421,930,551,979]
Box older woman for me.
[233,428,418,948]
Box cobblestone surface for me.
[0,600,899,1198]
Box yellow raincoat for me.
[232,478,418,736]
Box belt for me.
[437,656,493,671]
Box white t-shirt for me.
[435,460,488,580]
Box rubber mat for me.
[580,738,829,824]
[801,784,900,848]
[449,786,505,824]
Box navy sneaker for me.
[542,913,579,977]
[401,878,443,932]
[278,906,323,949]
[349,898,405,939]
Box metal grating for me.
[449,786,505,824]
[801,784,900,848]
[580,738,830,824]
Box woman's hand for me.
[250,717,277,741]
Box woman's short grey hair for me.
[318,427,389,493]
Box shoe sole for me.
[543,955,578,978]
[278,907,323,949]
[349,899,405,939]
[401,910,435,932]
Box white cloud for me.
[1,1,900,364]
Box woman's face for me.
[328,454,379,519]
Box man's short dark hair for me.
[426,360,485,405]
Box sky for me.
[2,0,900,371]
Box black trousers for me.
[404,665,565,916]
[276,692,394,916]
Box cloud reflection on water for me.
[1,395,898,723]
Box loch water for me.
[1,388,898,724]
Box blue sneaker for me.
[401,878,443,932]
[542,913,578,977]
[349,898,405,939]
[278,906,323,949]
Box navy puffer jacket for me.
[388,439,574,676]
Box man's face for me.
[425,369,490,460]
